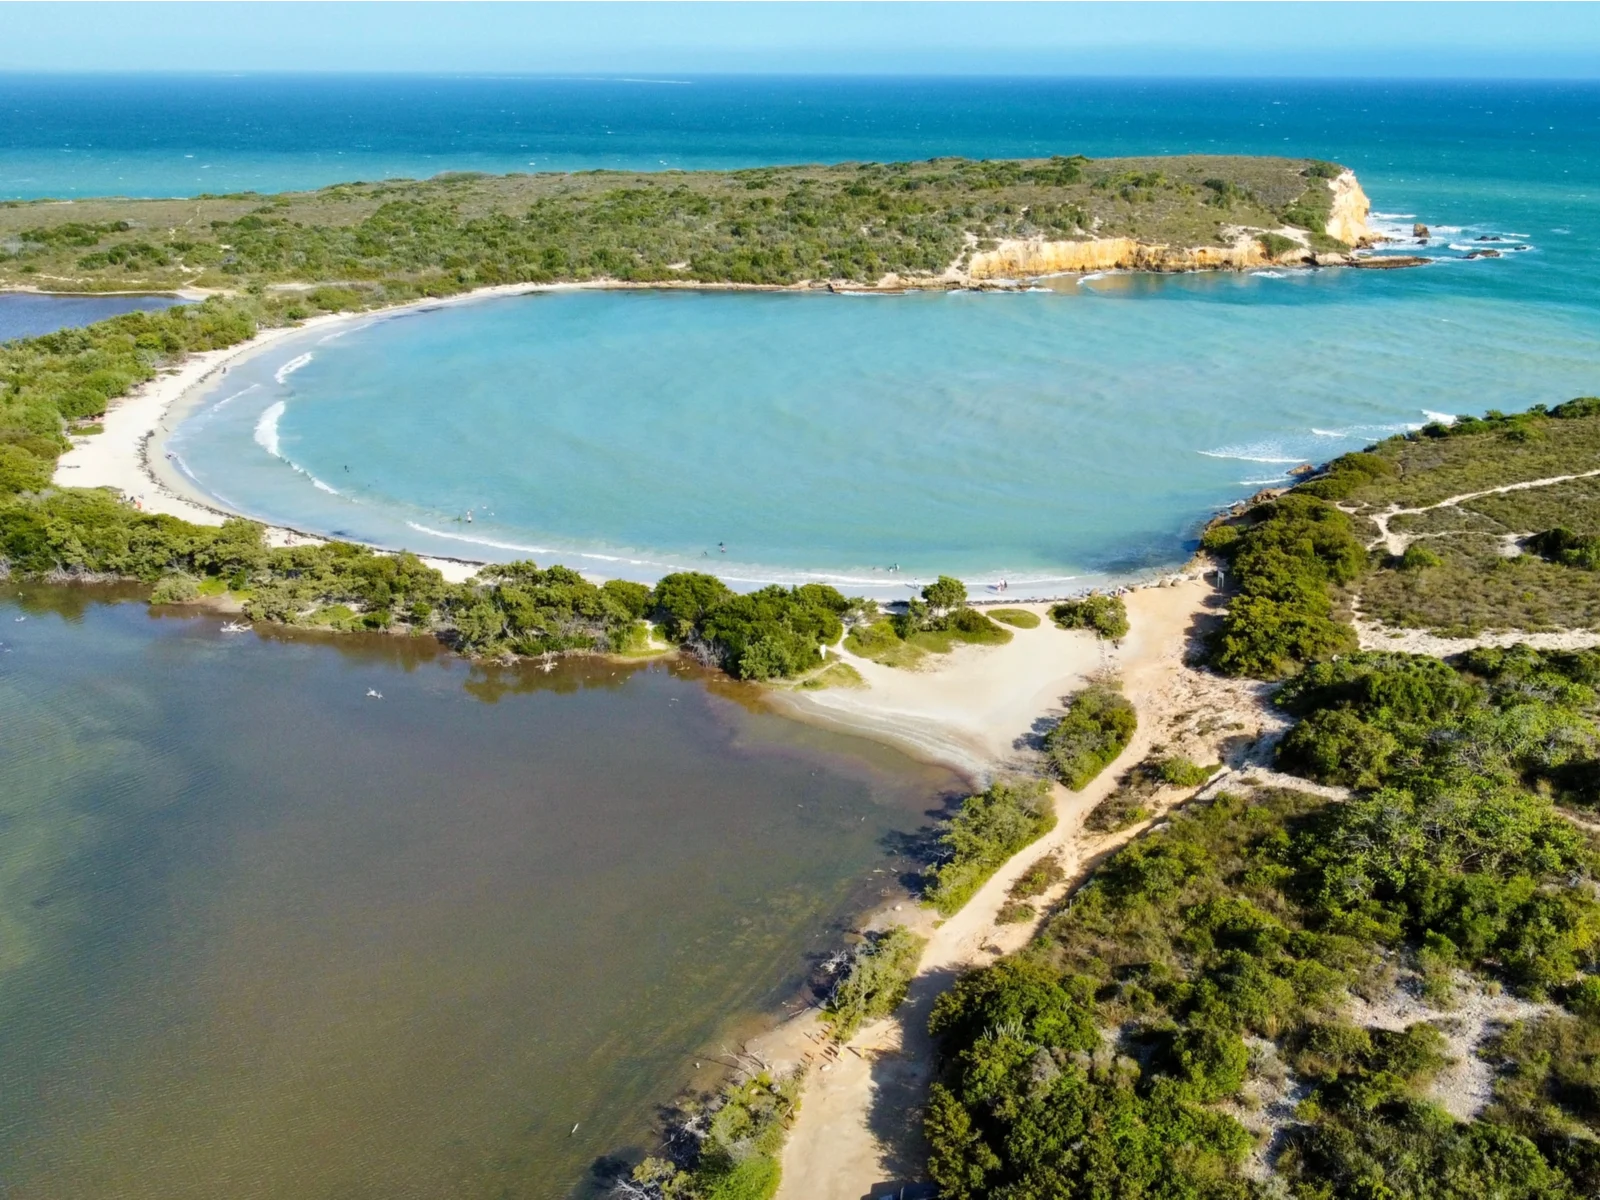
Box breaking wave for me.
[273,352,314,384]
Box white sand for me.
[771,604,1113,781]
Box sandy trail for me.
[758,579,1281,1200]
[1363,467,1600,556]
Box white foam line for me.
[1198,450,1303,464]
[317,322,372,345]
[1422,409,1457,425]
[273,352,313,384]
[210,382,260,411]
[253,400,285,458]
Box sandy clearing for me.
[769,602,1118,782]
[757,579,1291,1200]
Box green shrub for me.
[1399,543,1443,571]
[1152,755,1220,787]
[653,574,848,679]
[1206,492,1365,678]
[1044,681,1137,789]
[1257,231,1299,258]
[1530,526,1600,570]
[924,780,1057,916]
[823,925,927,1042]
[0,445,52,494]
[996,900,1035,924]
[149,572,200,604]
[1009,853,1066,899]
[1049,593,1129,640]
[1277,708,1399,788]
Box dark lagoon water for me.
[0,587,958,1198]
[0,291,184,342]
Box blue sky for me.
[3,2,1598,77]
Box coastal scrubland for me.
[1200,397,1600,648]
[921,398,1600,1200]
[0,155,1347,294]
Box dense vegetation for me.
[1043,680,1139,789]
[1049,593,1129,640]
[1,155,1350,294]
[924,782,1600,1199]
[823,926,928,1042]
[626,1071,800,1200]
[1196,396,1600,667]
[1275,645,1600,806]
[923,781,1058,917]
[1085,753,1222,833]
[1201,491,1365,679]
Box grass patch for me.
[924,780,1057,917]
[846,619,930,669]
[988,607,1041,629]
[1008,853,1066,900]
[800,660,866,690]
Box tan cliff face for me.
[967,236,1276,278]
[965,169,1376,281]
[1325,170,1375,247]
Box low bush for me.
[1530,526,1600,570]
[923,780,1057,916]
[1009,853,1066,900]
[628,1070,799,1200]
[1044,681,1137,789]
[823,925,927,1042]
[1049,593,1129,640]
[149,572,199,604]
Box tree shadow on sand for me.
[856,964,961,1200]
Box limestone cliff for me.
[1324,170,1374,246]
[965,169,1377,281]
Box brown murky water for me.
[0,587,958,1198]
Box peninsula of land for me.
[1,153,1377,300]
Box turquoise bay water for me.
[174,258,1600,592]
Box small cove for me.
[0,587,959,1199]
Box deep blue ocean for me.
[7,75,1600,590]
